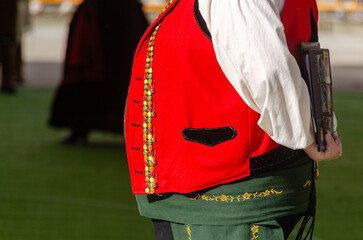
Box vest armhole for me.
[193,0,212,41]
[309,8,318,42]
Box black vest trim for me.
[193,0,212,40]
[309,8,319,42]
[182,126,237,147]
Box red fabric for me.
[280,0,319,67]
[126,0,317,194]
[62,0,105,85]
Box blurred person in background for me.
[49,0,148,144]
[0,0,29,93]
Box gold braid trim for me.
[251,225,260,240]
[189,189,283,203]
[186,224,192,240]
[303,180,312,187]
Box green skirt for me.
[162,215,303,240]
[136,156,314,226]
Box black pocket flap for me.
[182,127,237,147]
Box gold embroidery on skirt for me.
[251,225,260,240]
[189,189,283,202]
[303,180,312,187]
[186,224,192,240]
[315,162,320,180]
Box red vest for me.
[125,0,318,194]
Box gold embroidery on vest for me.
[189,189,283,202]
[156,0,174,19]
[251,225,260,240]
[303,180,312,187]
[143,0,174,195]
[186,224,192,240]
[143,25,159,195]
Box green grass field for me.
[0,88,362,240]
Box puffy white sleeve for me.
[198,0,314,149]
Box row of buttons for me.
[132,0,174,194]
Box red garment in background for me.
[49,0,149,133]
[63,0,105,85]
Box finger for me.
[333,131,339,140]
[335,137,343,157]
[332,133,342,148]
[335,135,342,146]
[325,131,335,146]
[328,139,342,159]
[325,135,341,159]
[333,131,339,138]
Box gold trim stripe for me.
[143,0,174,194]
[189,189,283,203]
[186,224,192,240]
[251,225,260,240]
[303,180,312,187]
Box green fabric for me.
[136,156,314,226]
[170,220,284,240]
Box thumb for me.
[325,131,334,146]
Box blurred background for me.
[0,0,362,239]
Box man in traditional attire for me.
[124,0,342,239]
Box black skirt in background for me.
[49,0,149,134]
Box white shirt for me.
[198,0,315,149]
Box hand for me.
[304,131,342,162]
